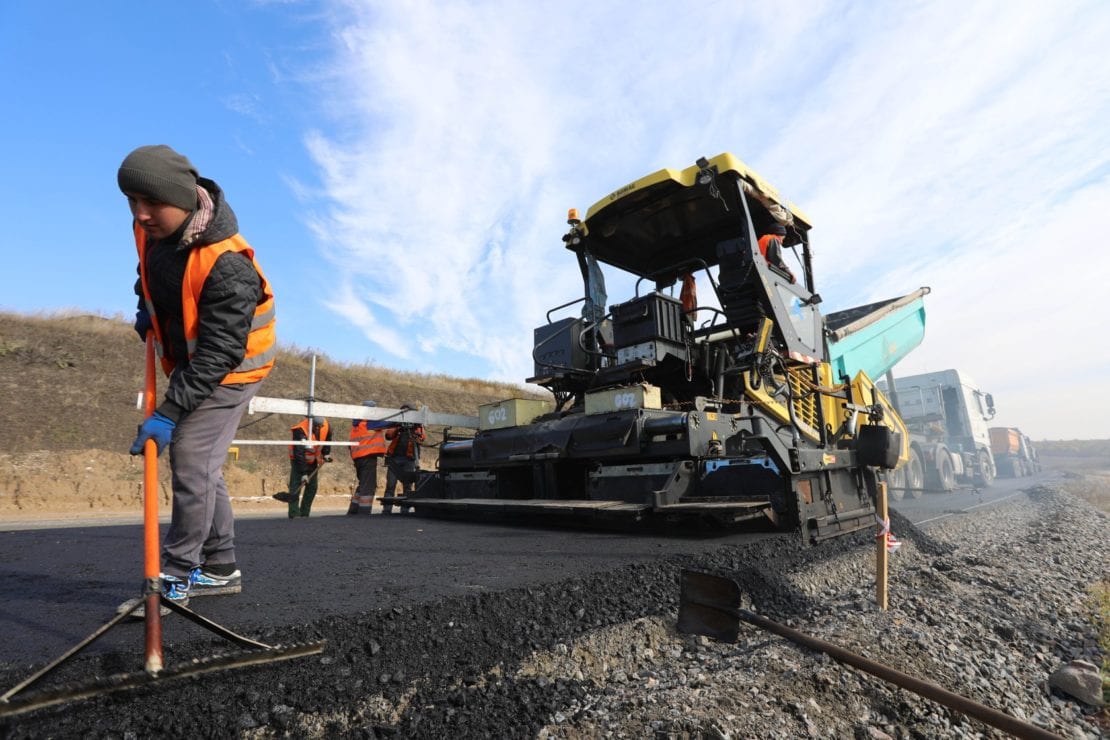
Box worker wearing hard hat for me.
[121,144,276,606]
[288,416,332,517]
[347,401,390,515]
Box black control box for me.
[611,293,686,349]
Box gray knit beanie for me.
[117,145,199,211]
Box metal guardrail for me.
[246,396,479,430]
[140,354,481,448]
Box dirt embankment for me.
[0,310,535,523]
[0,449,366,522]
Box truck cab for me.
[885,369,997,490]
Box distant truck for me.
[989,427,1040,478]
[882,369,997,493]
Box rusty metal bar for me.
[737,608,1061,740]
[0,604,138,704]
[678,570,1062,740]
[0,641,325,720]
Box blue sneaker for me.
[161,573,191,606]
[187,566,242,596]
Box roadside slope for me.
[0,310,533,516]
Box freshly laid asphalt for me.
[0,514,767,668]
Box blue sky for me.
[1,1,1108,439]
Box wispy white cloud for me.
[222,92,266,122]
[762,1,1110,438]
[299,0,1110,437]
[324,281,412,359]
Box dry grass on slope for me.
[0,310,537,467]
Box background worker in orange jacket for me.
[121,144,276,606]
[383,403,426,514]
[757,223,796,283]
[288,416,332,518]
[347,400,389,515]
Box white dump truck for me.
[882,369,997,493]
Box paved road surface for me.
[0,515,774,668]
[0,471,1054,669]
[890,469,1056,525]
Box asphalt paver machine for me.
[400,153,910,543]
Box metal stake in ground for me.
[876,479,889,610]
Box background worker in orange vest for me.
[383,403,426,514]
[756,223,797,283]
[347,400,390,515]
[288,416,332,518]
[120,144,276,606]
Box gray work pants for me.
[162,381,261,578]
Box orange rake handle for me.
[142,333,163,673]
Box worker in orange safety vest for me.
[121,143,275,607]
[347,400,390,515]
[756,223,796,283]
[287,416,332,518]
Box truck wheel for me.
[974,451,995,488]
[904,447,925,499]
[927,455,956,493]
[939,457,956,491]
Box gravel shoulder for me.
[1,483,1106,739]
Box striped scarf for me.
[180,185,215,248]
